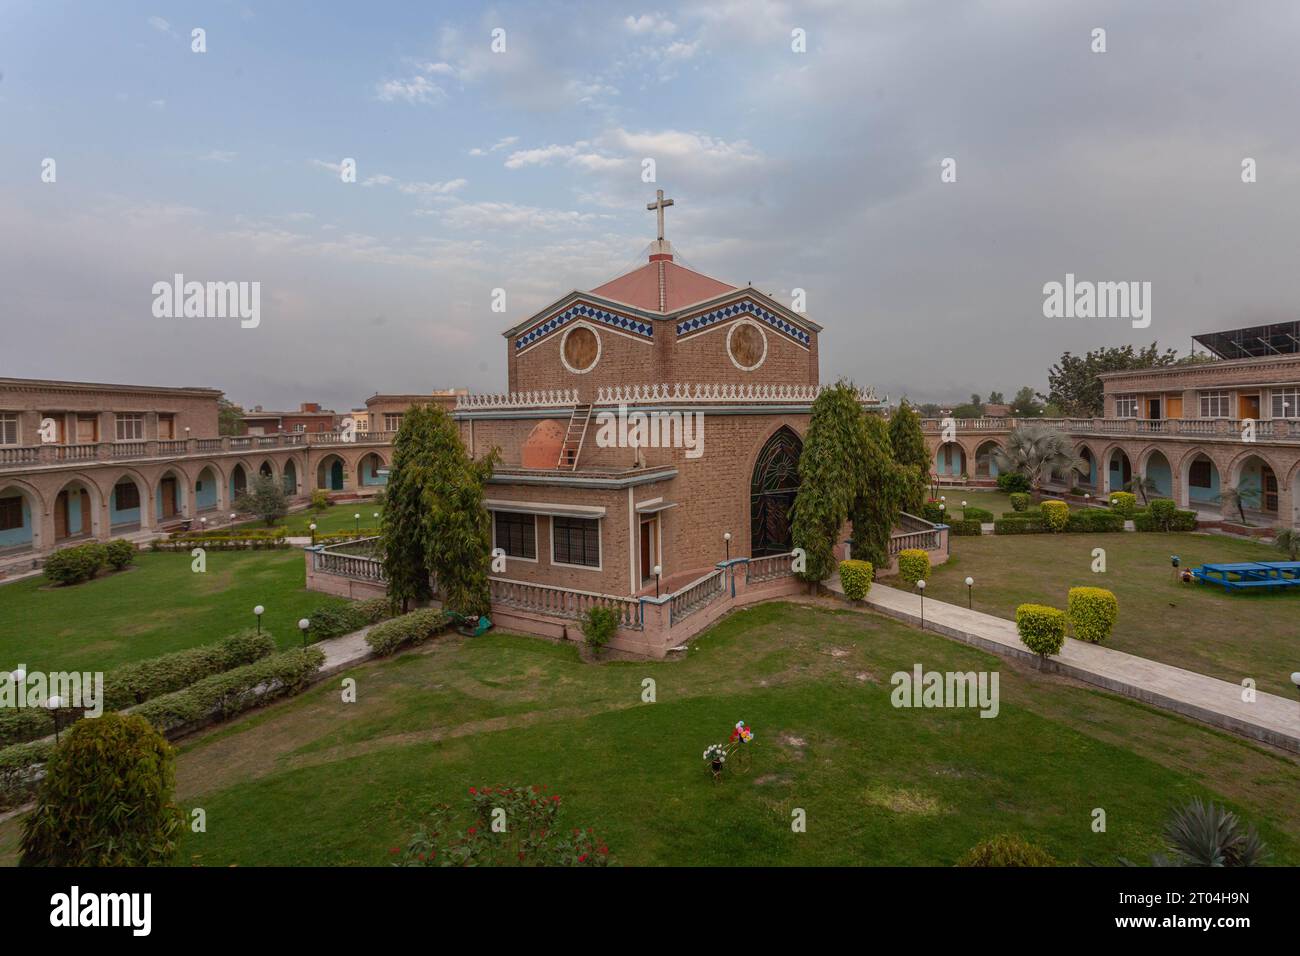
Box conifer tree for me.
[425,407,499,616]
[792,382,865,584]
[381,405,439,611]
[850,413,905,569]
[888,400,930,514]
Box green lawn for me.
[927,489,1016,518]
[0,551,343,673]
[3,601,1293,867]
[234,503,384,536]
[917,530,1300,696]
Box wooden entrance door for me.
[1165,396,1183,420]
[1242,395,1261,420]
[76,415,98,443]
[79,489,90,535]
[161,477,177,518]
[1262,465,1278,512]
[55,491,69,538]
[1147,397,1162,420]
[639,517,657,583]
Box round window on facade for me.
[560,323,601,374]
[727,319,767,371]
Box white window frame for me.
[1271,388,1299,419]
[1198,391,1230,419]
[0,413,18,445]
[491,510,538,563]
[384,413,404,431]
[550,515,603,571]
[114,413,144,441]
[1113,395,1138,418]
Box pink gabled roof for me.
[590,259,736,314]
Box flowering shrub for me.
[730,720,754,744]
[897,549,930,586]
[1015,604,1067,660]
[1107,491,1137,516]
[1067,587,1118,644]
[1040,500,1069,532]
[838,559,873,600]
[394,785,613,867]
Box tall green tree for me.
[850,413,905,569]
[381,405,440,611]
[792,383,863,584]
[888,400,929,514]
[425,409,499,617]
[234,473,289,526]
[1009,385,1044,417]
[217,396,244,436]
[1045,344,1179,416]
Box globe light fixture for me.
[916,578,926,629]
[964,576,974,609]
[654,564,662,598]
[254,604,265,634]
[298,617,311,648]
[724,531,731,561]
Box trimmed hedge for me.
[838,559,873,600]
[307,597,396,641]
[920,501,947,524]
[1009,492,1031,512]
[948,519,983,536]
[43,541,106,585]
[1040,500,1069,532]
[1015,604,1067,658]
[1108,492,1137,516]
[1067,587,1118,644]
[314,529,381,545]
[897,549,930,585]
[153,530,288,552]
[0,630,276,748]
[994,517,1045,534]
[1065,509,1125,533]
[132,646,326,736]
[0,739,54,810]
[365,609,451,656]
[962,506,994,523]
[1133,500,1197,532]
[101,629,275,711]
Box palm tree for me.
[991,426,1084,502]
[1123,474,1161,506]
[1153,797,1268,867]
[1218,483,1260,526]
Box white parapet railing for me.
[745,551,797,584]
[455,389,579,411]
[489,577,643,629]
[666,567,728,626]
[312,539,386,582]
[593,382,881,406]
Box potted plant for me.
[703,743,727,780]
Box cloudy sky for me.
[3,0,1299,411]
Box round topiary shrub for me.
[19,712,184,867]
[897,549,930,586]
[1040,499,1069,532]
[1067,586,1118,643]
[956,834,1058,867]
[104,539,136,571]
[1015,604,1067,661]
[838,559,873,600]
[580,605,621,656]
[1108,491,1137,517]
[997,472,1031,494]
[42,541,107,586]
[1146,498,1177,530]
[1009,492,1031,513]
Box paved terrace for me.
[826,575,1300,754]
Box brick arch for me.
[0,478,48,553]
[355,450,389,489]
[1072,441,1101,487]
[185,460,227,515]
[255,457,278,481]
[972,438,1003,478]
[932,440,966,477]
[50,471,106,541]
[747,422,804,557]
[1098,443,1135,495]
[153,464,191,521]
[314,452,348,492]
[1135,444,1176,498]
[1224,447,1288,489]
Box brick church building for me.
[451,191,882,598]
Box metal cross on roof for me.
[646,188,674,241]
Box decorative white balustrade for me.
[489,577,643,628]
[745,552,797,584]
[594,382,880,405]
[312,540,387,583]
[918,416,1300,441]
[667,567,727,625]
[455,389,579,410]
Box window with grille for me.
[0,413,16,445]
[115,413,144,440]
[552,516,600,568]
[493,511,537,560]
[1114,395,1138,418]
[114,482,141,510]
[1198,392,1230,418]
[1271,388,1299,419]
[0,496,23,531]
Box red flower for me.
[469,787,477,795]
[599,845,609,855]
[579,854,587,863]
[389,847,399,854]
[468,826,477,835]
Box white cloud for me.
[375,75,445,105]
[147,16,175,36]
[362,174,396,187]
[469,136,519,156]
[624,13,677,36]
[398,178,468,196]
[436,200,600,232]
[199,150,237,163]
[148,99,166,110]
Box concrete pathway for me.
[826,575,1300,754]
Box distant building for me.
[240,402,339,435]
[364,389,467,434]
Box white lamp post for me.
[916,579,926,629]
[653,564,662,598]
[354,513,361,535]
[253,605,265,634]
[964,576,974,609]
[309,522,317,545]
[723,531,731,562]
[298,618,311,648]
